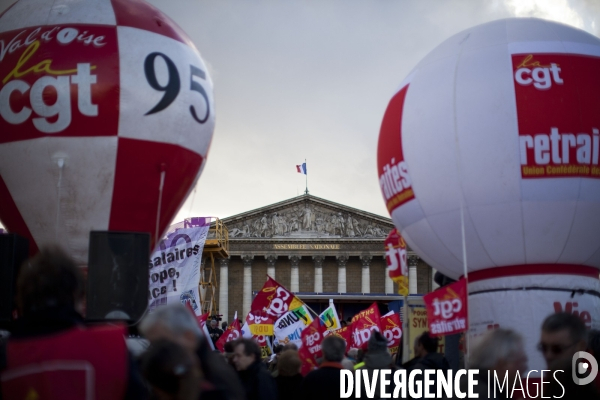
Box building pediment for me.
[222,195,393,240]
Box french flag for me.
[296,163,307,175]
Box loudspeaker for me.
[0,234,29,323]
[87,232,150,323]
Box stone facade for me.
[213,194,435,323]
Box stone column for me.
[289,255,300,292]
[242,255,253,317]
[337,255,348,293]
[266,254,277,279]
[409,256,419,294]
[361,254,372,293]
[313,256,324,293]
[218,258,229,322]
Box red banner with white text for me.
[423,279,468,337]
[350,302,381,350]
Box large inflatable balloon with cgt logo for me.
[377,18,600,372]
[0,0,214,263]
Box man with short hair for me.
[300,335,347,400]
[539,312,587,368]
[207,319,224,346]
[232,338,278,400]
[140,304,244,400]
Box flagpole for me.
[304,158,308,195]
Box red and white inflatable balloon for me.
[0,0,214,263]
[378,18,600,371]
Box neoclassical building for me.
[214,194,437,323]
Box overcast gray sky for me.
[1,0,598,228]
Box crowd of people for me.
[1,245,600,399]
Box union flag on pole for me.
[381,312,402,358]
[385,229,409,296]
[423,278,468,337]
[298,318,325,375]
[251,276,305,319]
[216,312,241,352]
[350,302,381,350]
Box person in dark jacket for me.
[0,245,148,400]
[404,331,450,399]
[232,338,278,400]
[300,335,347,400]
[356,331,396,399]
[140,304,245,400]
[275,350,303,400]
[207,319,224,346]
[408,331,451,371]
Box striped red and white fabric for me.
[0,0,214,263]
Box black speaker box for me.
[86,232,150,323]
[0,234,29,324]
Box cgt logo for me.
[514,55,563,90]
[432,298,462,319]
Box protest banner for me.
[273,304,313,349]
[216,312,241,352]
[319,300,341,332]
[298,318,326,375]
[381,312,402,358]
[385,229,409,296]
[245,311,275,336]
[298,345,319,376]
[351,302,381,350]
[423,278,468,337]
[148,225,209,315]
[405,301,445,360]
[252,276,305,319]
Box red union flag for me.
[330,325,352,353]
[351,303,381,350]
[513,53,600,179]
[424,279,468,337]
[251,276,304,319]
[246,311,275,336]
[385,229,409,296]
[301,318,326,361]
[216,315,241,352]
[298,345,319,376]
[381,312,402,357]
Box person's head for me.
[17,245,84,316]
[141,339,200,400]
[367,331,388,354]
[540,312,587,367]
[321,335,345,363]
[341,320,347,327]
[273,344,284,355]
[232,338,261,371]
[210,319,218,329]
[277,350,301,376]
[221,321,228,330]
[415,331,438,357]
[470,329,527,384]
[283,343,298,351]
[139,303,203,354]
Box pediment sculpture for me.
[226,202,389,239]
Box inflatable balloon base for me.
[468,265,600,373]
